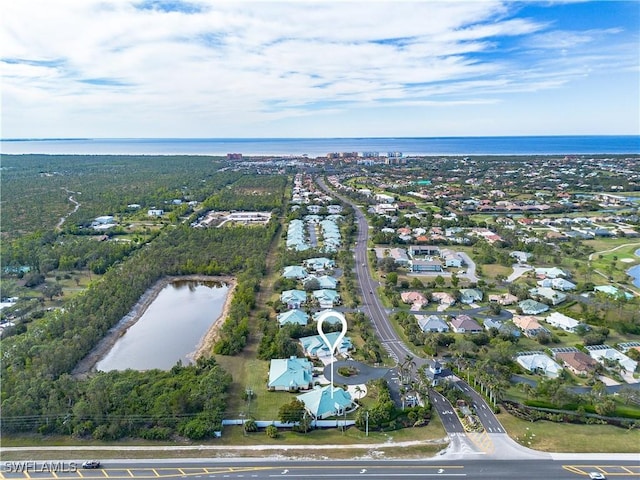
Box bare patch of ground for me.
[72,275,235,378]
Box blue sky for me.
[2,1,639,138]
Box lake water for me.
[96,280,229,371]
[2,135,639,156]
[628,248,640,288]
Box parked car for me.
[82,461,101,469]
[588,473,606,480]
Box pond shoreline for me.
[72,275,235,378]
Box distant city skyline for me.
[2,1,639,139]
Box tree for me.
[278,399,306,424]
[265,424,278,438]
[386,272,398,287]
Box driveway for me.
[506,263,533,283]
[324,360,390,386]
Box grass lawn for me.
[1,412,448,461]
[497,411,640,453]
[481,264,512,280]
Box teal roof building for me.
[297,385,353,419]
[268,357,314,391]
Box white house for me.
[544,312,581,333]
[516,352,562,378]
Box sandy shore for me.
[72,275,236,378]
[189,277,236,360]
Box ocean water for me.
[1,136,639,156]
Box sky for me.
[1,0,639,138]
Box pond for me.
[96,280,229,371]
[625,248,640,288]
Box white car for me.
[588,473,606,480]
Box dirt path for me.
[72,275,235,378]
[56,188,81,230]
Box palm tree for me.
[354,385,365,401]
[400,354,416,385]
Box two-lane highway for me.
[3,460,639,480]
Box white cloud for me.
[1,0,638,137]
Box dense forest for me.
[0,156,287,439]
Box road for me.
[3,459,639,480]
[316,178,548,460]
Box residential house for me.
[534,267,567,279]
[409,258,443,272]
[277,309,309,327]
[585,345,638,373]
[544,312,581,333]
[432,292,456,307]
[409,245,440,257]
[281,289,307,309]
[416,315,449,333]
[299,331,352,359]
[283,265,309,280]
[401,291,428,307]
[518,299,550,315]
[529,287,567,306]
[312,309,344,325]
[553,350,598,376]
[268,357,314,391]
[512,315,550,338]
[537,278,577,291]
[423,359,447,386]
[489,293,518,306]
[483,318,520,338]
[594,285,634,300]
[303,275,337,290]
[147,209,164,217]
[516,352,562,378]
[459,288,483,305]
[304,257,336,272]
[388,248,410,266]
[510,251,532,263]
[440,248,463,267]
[296,385,353,419]
[450,315,482,334]
[312,289,340,309]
